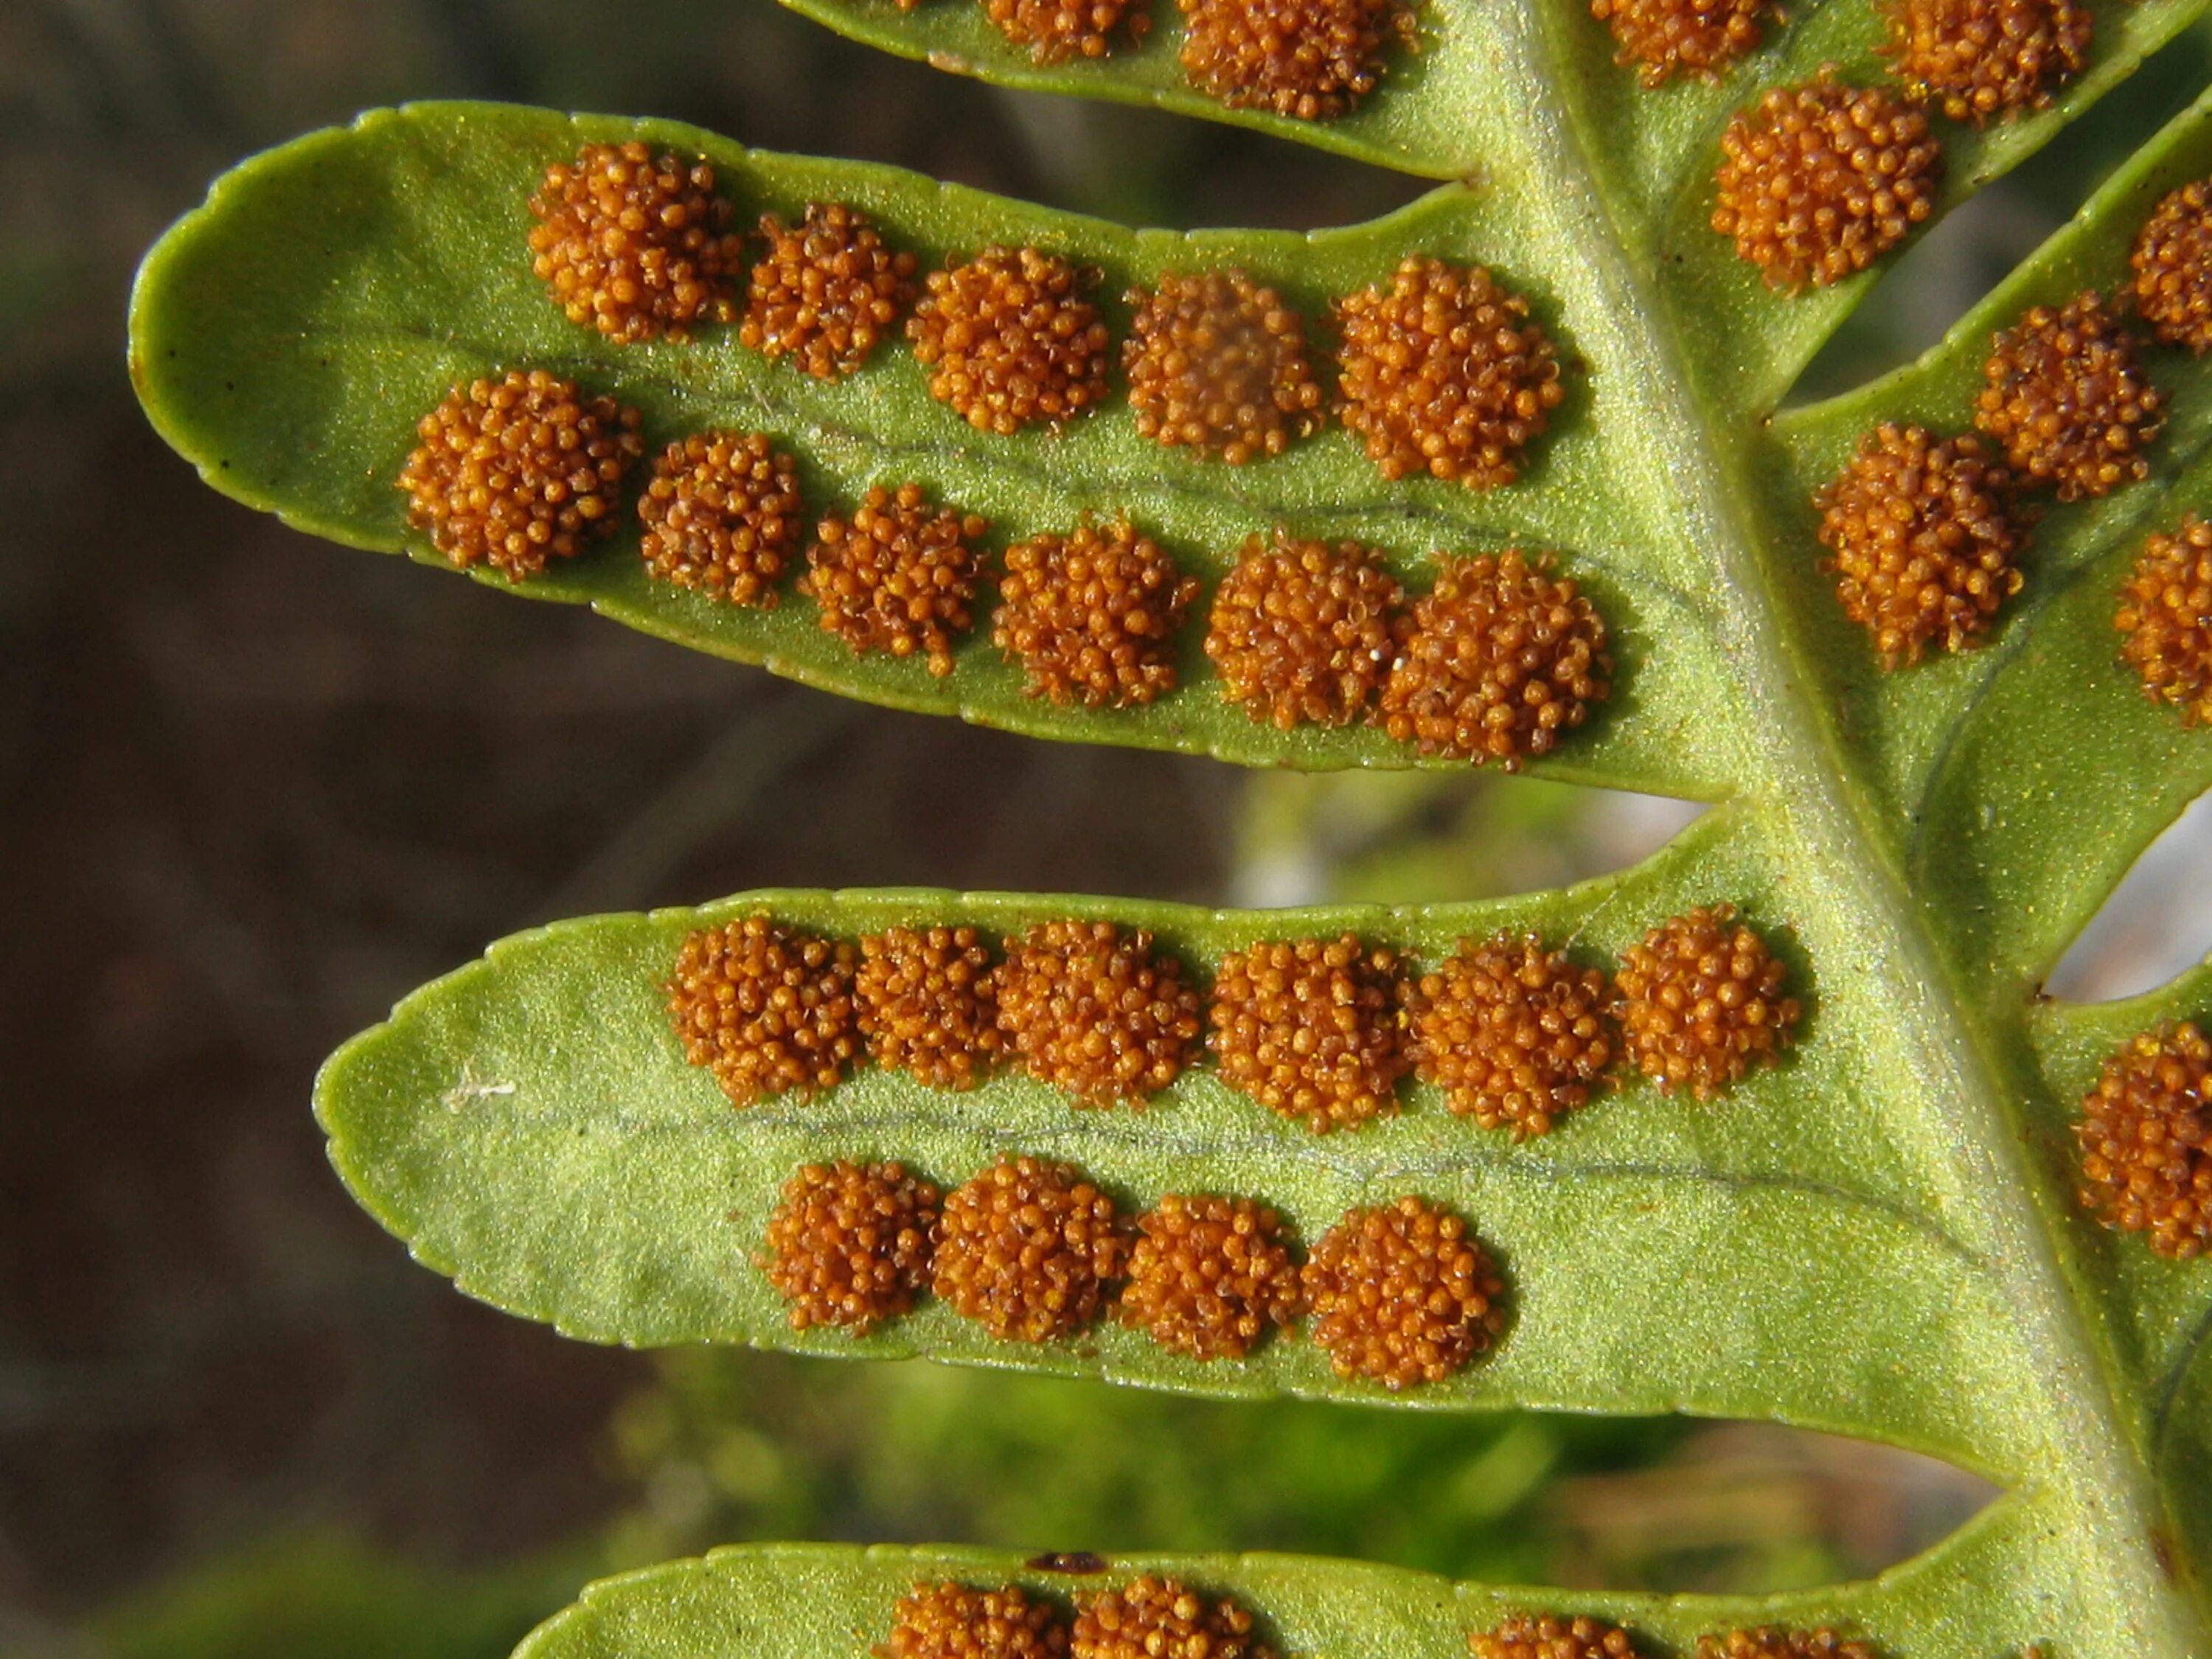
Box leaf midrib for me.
[471,1073,1987,1265]
[319,316,1707,622]
[1497,5,2207,1651]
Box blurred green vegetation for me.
[69,1357,1705,1659]
[86,1276,1988,1658]
[601,1352,1676,1578]
[1232,771,1682,908]
[89,1536,581,1659]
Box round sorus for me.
[1073,1579,1273,1659]
[397,369,643,582]
[1123,269,1324,463]
[1203,532,1404,729]
[1613,903,1798,1099]
[740,201,917,378]
[1302,1196,1507,1388]
[1175,0,1416,119]
[1376,552,1611,768]
[1590,0,1769,86]
[1475,1616,1641,1659]
[993,519,1201,707]
[802,483,989,678]
[1882,0,2089,123]
[2119,515,2212,724]
[1711,77,1940,291]
[638,430,804,606]
[1119,1194,1304,1360]
[526,142,745,344]
[2076,1020,2212,1259]
[1975,291,2163,501]
[759,1160,940,1333]
[1334,257,1564,489]
[666,915,860,1106]
[1207,934,1411,1133]
[908,246,1111,434]
[855,925,1004,1090]
[995,919,1203,1106]
[882,1583,1070,1659]
[2132,178,2212,352]
[932,1155,1126,1340]
[1410,933,1615,1140]
[1812,422,2024,668]
[1695,1631,1877,1659]
[984,0,1150,61]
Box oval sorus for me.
[984,0,1151,62]
[1591,0,1769,86]
[1375,551,1611,768]
[909,246,1110,434]
[1410,933,1615,1140]
[639,429,805,608]
[882,1583,1070,1659]
[1334,257,1563,489]
[2118,515,2212,725]
[802,482,990,678]
[933,1155,1127,1340]
[526,142,743,344]
[1697,1632,1878,1659]
[1208,933,1410,1133]
[1712,77,1940,291]
[1814,422,2025,668]
[1074,1579,1273,1659]
[2133,178,2212,352]
[1119,1194,1304,1360]
[1303,1195,1507,1388]
[1124,269,1323,464]
[741,201,917,379]
[855,925,1005,1091]
[666,914,860,1106]
[1882,0,2089,124]
[995,920,1203,1106]
[1203,530,1403,730]
[1613,902,1798,1099]
[2076,1020,2212,1260]
[1175,0,1415,118]
[759,1159,940,1333]
[1474,1615,1643,1659]
[1975,291,2162,501]
[397,369,641,582]
[994,519,1200,708]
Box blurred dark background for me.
[6,2,2210,1654]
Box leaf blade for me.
[510,1500,2072,1659]
[128,100,1733,793]
[318,821,2041,1477]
